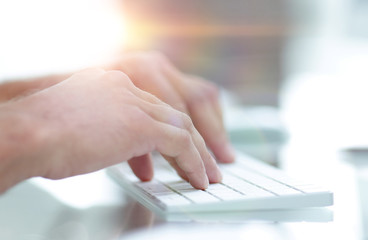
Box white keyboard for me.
[107,152,333,217]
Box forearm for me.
[0,74,70,103]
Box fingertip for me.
[128,154,154,181]
[204,153,223,183]
[187,172,209,190]
[198,176,209,190]
[212,142,236,163]
[223,144,236,163]
[137,173,154,182]
[208,164,223,184]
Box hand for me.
[14,68,222,189]
[108,52,235,165]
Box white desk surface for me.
[0,147,364,240]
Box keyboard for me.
[107,152,333,218]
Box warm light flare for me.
[128,22,287,37]
[122,19,287,50]
[0,0,127,78]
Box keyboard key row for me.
[222,165,302,196]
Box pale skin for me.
[0,52,234,194]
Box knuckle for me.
[177,129,193,149]
[103,70,129,82]
[173,101,188,113]
[124,52,172,86]
[179,112,194,131]
[187,80,220,106]
[102,70,134,87]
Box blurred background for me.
[0,0,288,106]
[0,0,367,106]
[1,0,368,239]
[120,0,288,106]
[1,0,367,164]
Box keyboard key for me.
[221,174,274,197]
[135,180,174,195]
[223,166,301,195]
[166,181,220,203]
[179,190,220,204]
[156,194,192,206]
[205,183,245,201]
[167,181,195,191]
[154,169,183,183]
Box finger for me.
[133,103,209,189]
[128,104,208,189]
[190,100,235,163]
[150,121,209,189]
[191,80,234,163]
[128,72,189,115]
[162,66,235,163]
[161,155,189,182]
[129,84,164,105]
[128,154,154,182]
[195,79,224,123]
[137,100,222,184]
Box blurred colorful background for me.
[1,0,367,107]
[1,0,288,106]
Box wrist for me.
[0,74,69,103]
[0,102,54,193]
